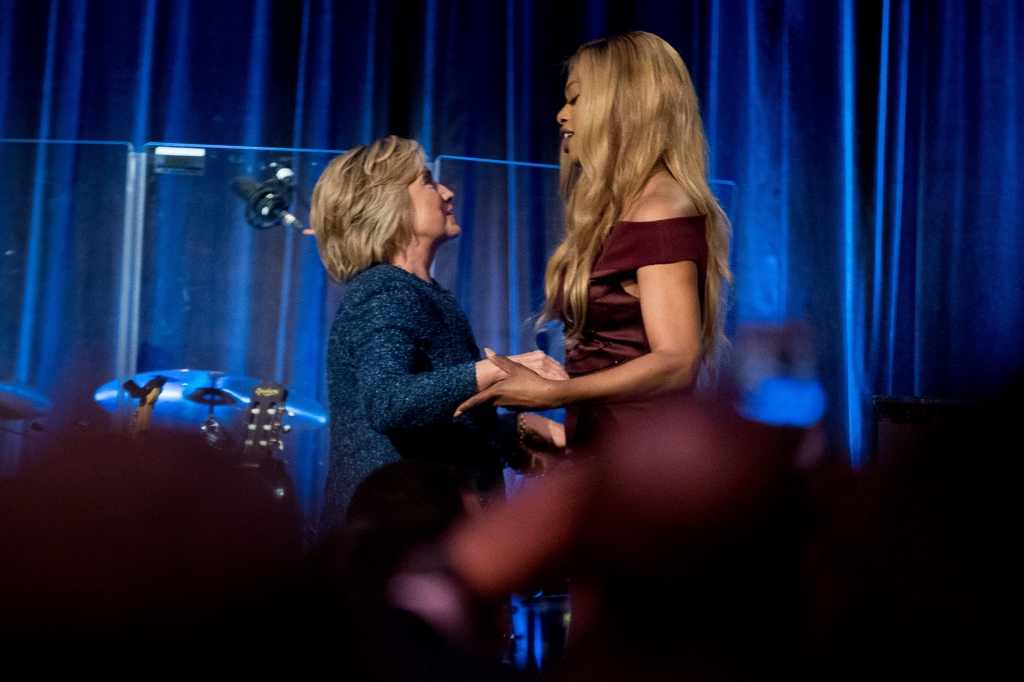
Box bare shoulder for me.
[620,171,700,222]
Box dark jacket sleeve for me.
[345,283,478,436]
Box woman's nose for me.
[557,105,568,124]
[439,183,454,201]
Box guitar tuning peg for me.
[278,441,284,450]
[282,424,292,433]
[286,410,295,418]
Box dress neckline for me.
[614,214,706,226]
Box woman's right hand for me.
[475,350,567,392]
[507,350,569,382]
[461,350,568,415]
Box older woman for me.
[311,136,565,534]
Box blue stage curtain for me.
[1,0,1021,493]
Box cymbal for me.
[94,370,327,430]
[0,383,53,420]
[186,387,239,407]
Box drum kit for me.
[94,370,326,438]
[0,382,52,422]
[2,370,327,498]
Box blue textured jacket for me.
[319,264,515,533]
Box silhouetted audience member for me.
[3,384,1018,679]
[814,382,1023,679]
[0,433,512,679]
[0,431,303,672]
[443,400,810,681]
[436,380,1022,680]
[304,458,517,681]
[340,459,471,608]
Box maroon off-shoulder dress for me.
[557,215,708,456]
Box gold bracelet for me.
[503,412,530,471]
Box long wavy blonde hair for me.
[544,31,732,366]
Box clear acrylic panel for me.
[0,138,738,521]
[432,156,566,364]
[433,155,736,366]
[135,143,340,523]
[710,179,736,222]
[0,139,132,474]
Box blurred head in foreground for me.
[310,459,508,681]
[342,459,470,603]
[442,377,1022,679]
[0,431,301,667]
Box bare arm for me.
[570,259,701,400]
[455,259,702,414]
[456,174,703,415]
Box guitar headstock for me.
[123,375,167,437]
[243,380,290,462]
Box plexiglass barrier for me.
[0,139,132,475]
[1,140,736,525]
[433,156,566,363]
[433,156,736,363]
[134,143,339,522]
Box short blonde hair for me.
[310,135,425,282]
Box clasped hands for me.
[458,348,568,417]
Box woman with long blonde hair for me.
[457,32,731,454]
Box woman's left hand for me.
[455,349,567,416]
[521,413,566,450]
[512,414,566,477]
